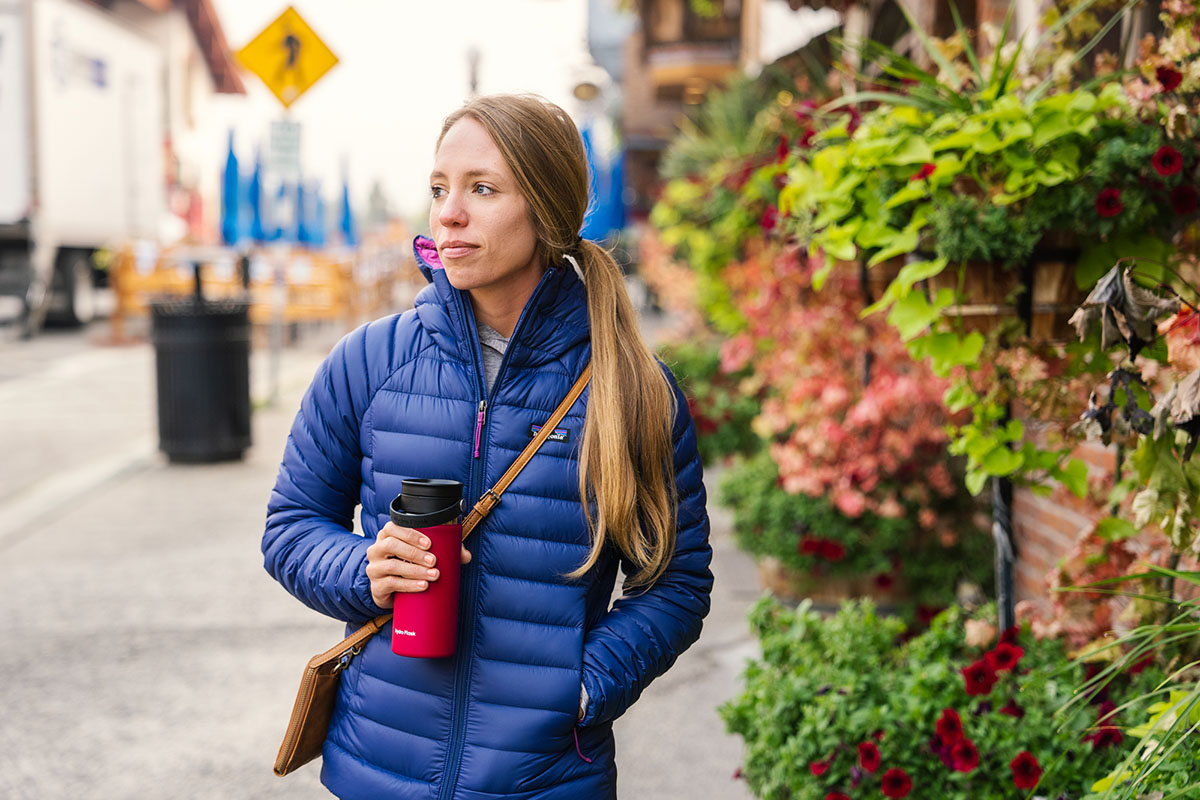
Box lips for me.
[439,241,479,259]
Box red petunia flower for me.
[1010,751,1042,790]
[986,642,1025,672]
[825,794,851,800]
[881,767,913,798]
[936,708,964,743]
[999,626,1020,645]
[810,758,832,776]
[917,605,944,625]
[1096,188,1124,218]
[761,204,779,232]
[858,741,881,773]
[733,767,743,779]
[950,738,980,773]
[1157,65,1183,92]
[820,540,847,562]
[999,698,1025,718]
[799,127,817,149]
[800,536,824,555]
[1084,726,1125,750]
[910,163,936,182]
[777,135,790,163]
[1171,185,1198,215]
[874,572,895,590]
[962,660,998,696]
[1153,145,1183,177]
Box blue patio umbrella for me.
[220,130,241,246]
[339,178,357,247]
[579,124,607,241]
[312,187,327,248]
[248,150,266,244]
[269,182,289,242]
[608,147,626,233]
[296,181,311,246]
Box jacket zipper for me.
[472,400,487,458]
[437,269,556,800]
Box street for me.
[0,316,758,800]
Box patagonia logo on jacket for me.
[529,424,570,443]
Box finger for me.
[373,576,431,598]
[380,522,433,551]
[369,535,437,568]
[367,558,440,583]
[460,546,472,565]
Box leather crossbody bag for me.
[273,363,591,776]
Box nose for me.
[437,191,468,228]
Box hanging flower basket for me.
[922,237,1084,342]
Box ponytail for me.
[566,240,677,587]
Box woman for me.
[263,94,712,800]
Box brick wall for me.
[1011,439,1116,610]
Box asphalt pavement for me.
[0,309,759,800]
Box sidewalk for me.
[0,315,758,799]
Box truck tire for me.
[48,250,97,327]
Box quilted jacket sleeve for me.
[262,324,388,623]
[579,368,714,726]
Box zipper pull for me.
[473,400,487,458]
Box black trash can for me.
[151,298,252,462]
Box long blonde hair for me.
[437,94,677,587]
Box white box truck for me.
[0,0,164,332]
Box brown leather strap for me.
[348,613,392,654]
[461,362,591,538]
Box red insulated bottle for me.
[388,479,464,658]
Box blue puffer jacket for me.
[263,236,713,799]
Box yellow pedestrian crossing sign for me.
[236,7,338,109]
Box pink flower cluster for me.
[724,250,956,522]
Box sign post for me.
[235,6,338,404]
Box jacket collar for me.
[411,235,590,369]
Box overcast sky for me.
[207,0,590,225]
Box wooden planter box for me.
[919,239,1084,342]
[756,556,909,614]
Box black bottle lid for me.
[389,479,463,528]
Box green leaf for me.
[916,331,985,377]
[943,381,978,413]
[1032,110,1073,149]
[1095,517,1138,541]
[866,227,920,266]
[981,445,1024,476]
[931,120,988,152]
[881,135,935,166]
[884,181,930,209]
[811,259,835,291]
[821,237,857,263]
[965,468,988,496]
[1059,457,1089,499]
[888,289,954,341]
[896,256,949,287]
[857,220,904,250]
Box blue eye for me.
[430,186,445,199]
[474,184,495,196]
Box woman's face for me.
[429,117,543,300]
